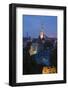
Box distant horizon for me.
[23,15,57,38]
[23,35,57,39]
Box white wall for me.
[0,0,68,89]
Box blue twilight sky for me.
[23,15,57,38]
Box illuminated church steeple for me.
[39,23,46,40]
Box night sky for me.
[23,15,57,38]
